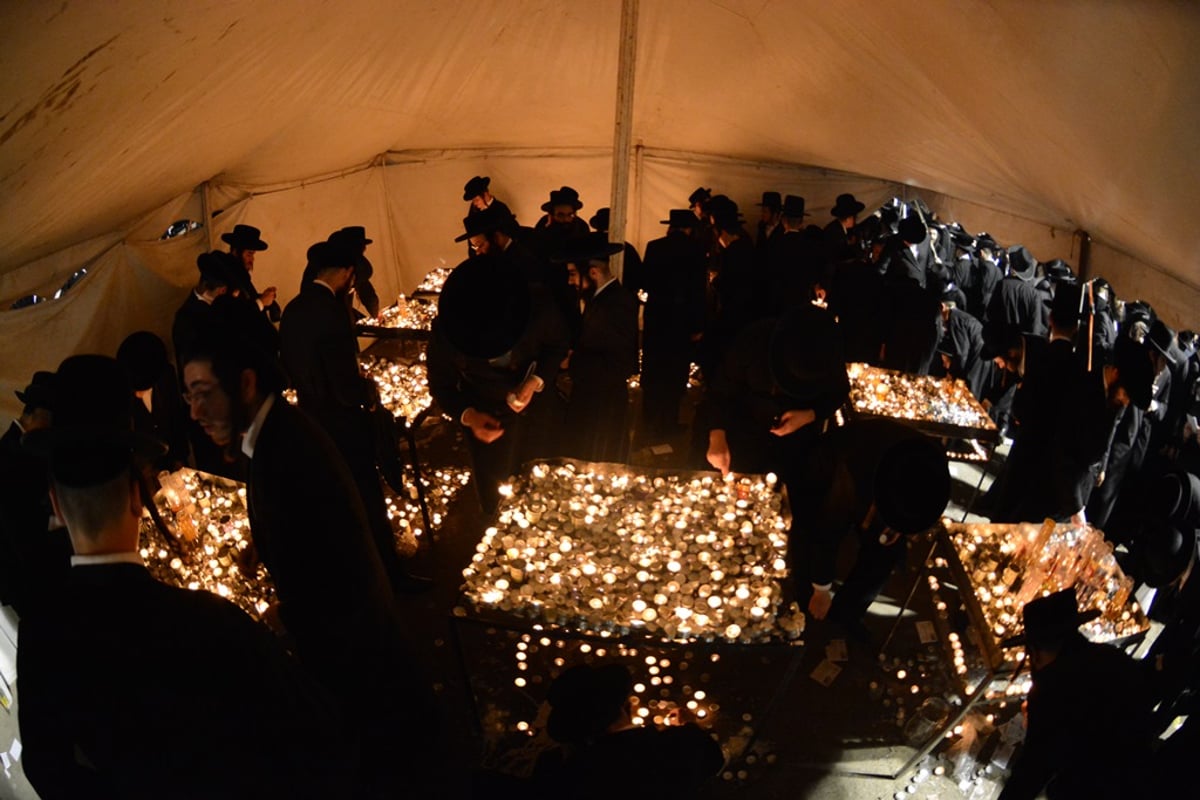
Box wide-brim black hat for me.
[15,370,56,410]
[1114,336,1155,410]
[688,187,712,206]
[830,193,866,218]
[540,186,584,212]
[767,305,844,405]
[436,255,531,359]
[1146,319,1177,364]
[1046,281,1083,327]
[708,195,743,230]
[1002,588,1101,649]
[757,191,782,210]
[588,207,611,232]
[331,225,372,246]
[550,232,623,264]
[1006,245,1038,281]
[23,355,167,487]
[1147,468,1200,529]
[1043,259,1075,283]
[196,251,238,286]
[220,224,269,251]
[454,204,516,242]
[462,175,491,201]
[546,663,631,744]
[1135,519,1196,589]
[116,331,169,392]
[781,194,808,219]
[660,209,697,228]
[898,215,927,245]
[873,434,950,535]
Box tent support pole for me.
[608,0,639,281]
[201,181,215,252]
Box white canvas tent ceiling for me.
[1,0,1199,418]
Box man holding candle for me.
[428,253,570,513]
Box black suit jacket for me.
[880,238,933,289]
[988,276,1050,338]
[171,291,213,371]
[642,231,707,351]
[18,563,350,799]
[572,281,639,394]
[280,282,374,440]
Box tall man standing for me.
[279,240,423,593]
[221,224,280,322]
[182,334,437,796]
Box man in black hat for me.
[0,371,70,617]
[704,195,760,368]
[557,234,638,462]
[640,209,708,438]
[221,223,280,322]
[986,245,1049,344]
[825,192,866,263]
[791,418,950,633]
[180,333,437,795]
[754,191,784,261]
[688,187,712,221]
[936,301,987,398]
[702,304,849,504]
[279,240,422,593]
[116,330,189,472]
[463,175,512,219]
[427,254,570,513]
[997,588,1154,800]
[588,207,645,296]
[172,250,235,372]
[879,214,933,289]
[327,225,381,319]
[764,194,826,315]
[19,354,353,798]
[966,233,1004,321]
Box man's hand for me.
[259,286,277,307]
[770,409,816,437]
[1095,470,1106,488]
[1071,508,1088,528]
[808,587,833,620]
[462,408,505,443]
[706,429,731,475]
[507,376,540,413]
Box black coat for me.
[879,238,933,289]
[246,399,435,768]
[880,281,942,375]
[988,276,1050,340]
[641,231,707,352]
[710,236,761,346]
[765,229,825,314]
[939,307,986,395]
[827,258,885,365]
[572,281,639,395]
[998,637,1154,800]
[171,291,214,371]
[0,422,70,616]
[18,563,351,799]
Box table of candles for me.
[138,465,470,621]
[844,363,998,462]
[854,518,1152,780]
[356,294,437,341]
[453,459,808,778]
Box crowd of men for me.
[0,173,1196,797]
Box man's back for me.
[19,563,350,799]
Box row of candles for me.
[460,461,805,643]
[282,353,432,425]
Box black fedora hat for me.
[708,195,743,231]
[873,433,950,535]
[436,255,531,359]
[116,331,169,392]
[550,232,623,264]
[781,194,808,219]
[196,251,237,286]
[546,663,632,744]
[1006,245,1038,281]
[462,175,491,201]
[454,204,516,242]
[767,304,843,405]
[898,215,927,245]
[1147,468,1200,529]
[1003,587,1101,650]
[220,224,269,252]
[23,355,166,487]
[541,186,584,212]
[946,224,975,249]
[757,191,782,210]
[330,225,372,246]
[688,187,712,206]
[1146,319,1177,365]
[830,193,866,218]
[1043,259,1075,283]
[588,207,611,232]
[15,370,55,411]
[1047,281,1083,328]
[660,209,697,228]
[1136,519,1196,589]
[1114,336,1155,410]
